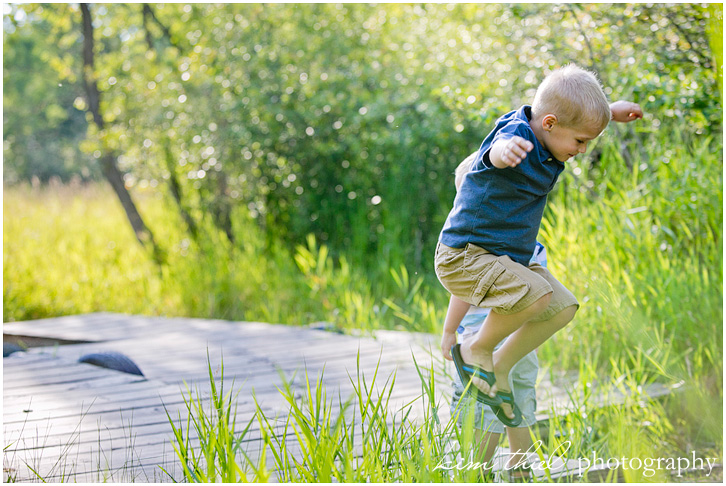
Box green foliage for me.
[3,4,97,183]
[3,3,721,270]
[706,4,723,98]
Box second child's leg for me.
[474,429,501,476]
[506,426,535,477]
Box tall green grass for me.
[162,351,720,483]
[165,353,519,482]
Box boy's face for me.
[541,123,602,162]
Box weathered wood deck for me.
[3,313,676,482]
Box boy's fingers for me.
[503,145,526,166]
[502,148,516,166]
[514,137,534,151]
[508,139,533,161]
[511,144,529,158]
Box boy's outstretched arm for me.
[441,294,470,361]
[610,101,643,123]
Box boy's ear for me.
[542,114,558,131]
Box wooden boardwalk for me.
[3,314,453,482]
[3,313,676,482]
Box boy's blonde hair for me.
[532,64,611,132]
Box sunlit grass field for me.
[3,127,722,480]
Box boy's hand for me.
[491,136,534,169]
[610,101,643,123]
[441,330,457,361]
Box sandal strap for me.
[462,364,496,386]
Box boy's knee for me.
[563,304,578,320]
[556,304,578,327]
[525,292,552,316]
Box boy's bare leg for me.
[474,429,501,477]
[494,304,578,375]
[459,293,552,401]
[506,427,534,472]
[441,294,472,360]
[492,304,578,417]
[473,427,532,477]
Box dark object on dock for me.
[3,343,25,357]
[78,351,144,376]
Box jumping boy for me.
[435,64,642,426]
[448,153,547,481]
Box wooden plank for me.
[2,368,145,390]
[4,314,302,343]
[36,330,425,363]
[9,344,440,399]
[3,375,450,461]
[6,333,437,386]
[2,368,436,425]
[3,372,446,446]
[4,372,446,435]
[3,362,140,386]
[4,440,181,483]
[2,374,158,401]
[11,340,425,377]
[5,314,436,355]
[2,353,74,367]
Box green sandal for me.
[491,389,523,427]
[451,344,503,407]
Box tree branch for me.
[565,4,599,74]
[142,4,182,51]
[141,4,155,50]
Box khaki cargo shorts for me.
[435,242,578,321]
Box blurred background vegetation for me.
[3,3,723,471]
[4,4,721,265]
[4,0,723,356]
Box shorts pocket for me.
[470,261,506,306]
[489,266,530,311]
[471,260,531,311]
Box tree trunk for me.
[212,170,236,245]
[80,3,163,263]
[143,4,200,241]
[141,3,236,246]
[163,140,199,240]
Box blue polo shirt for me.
[439,106,564,266]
